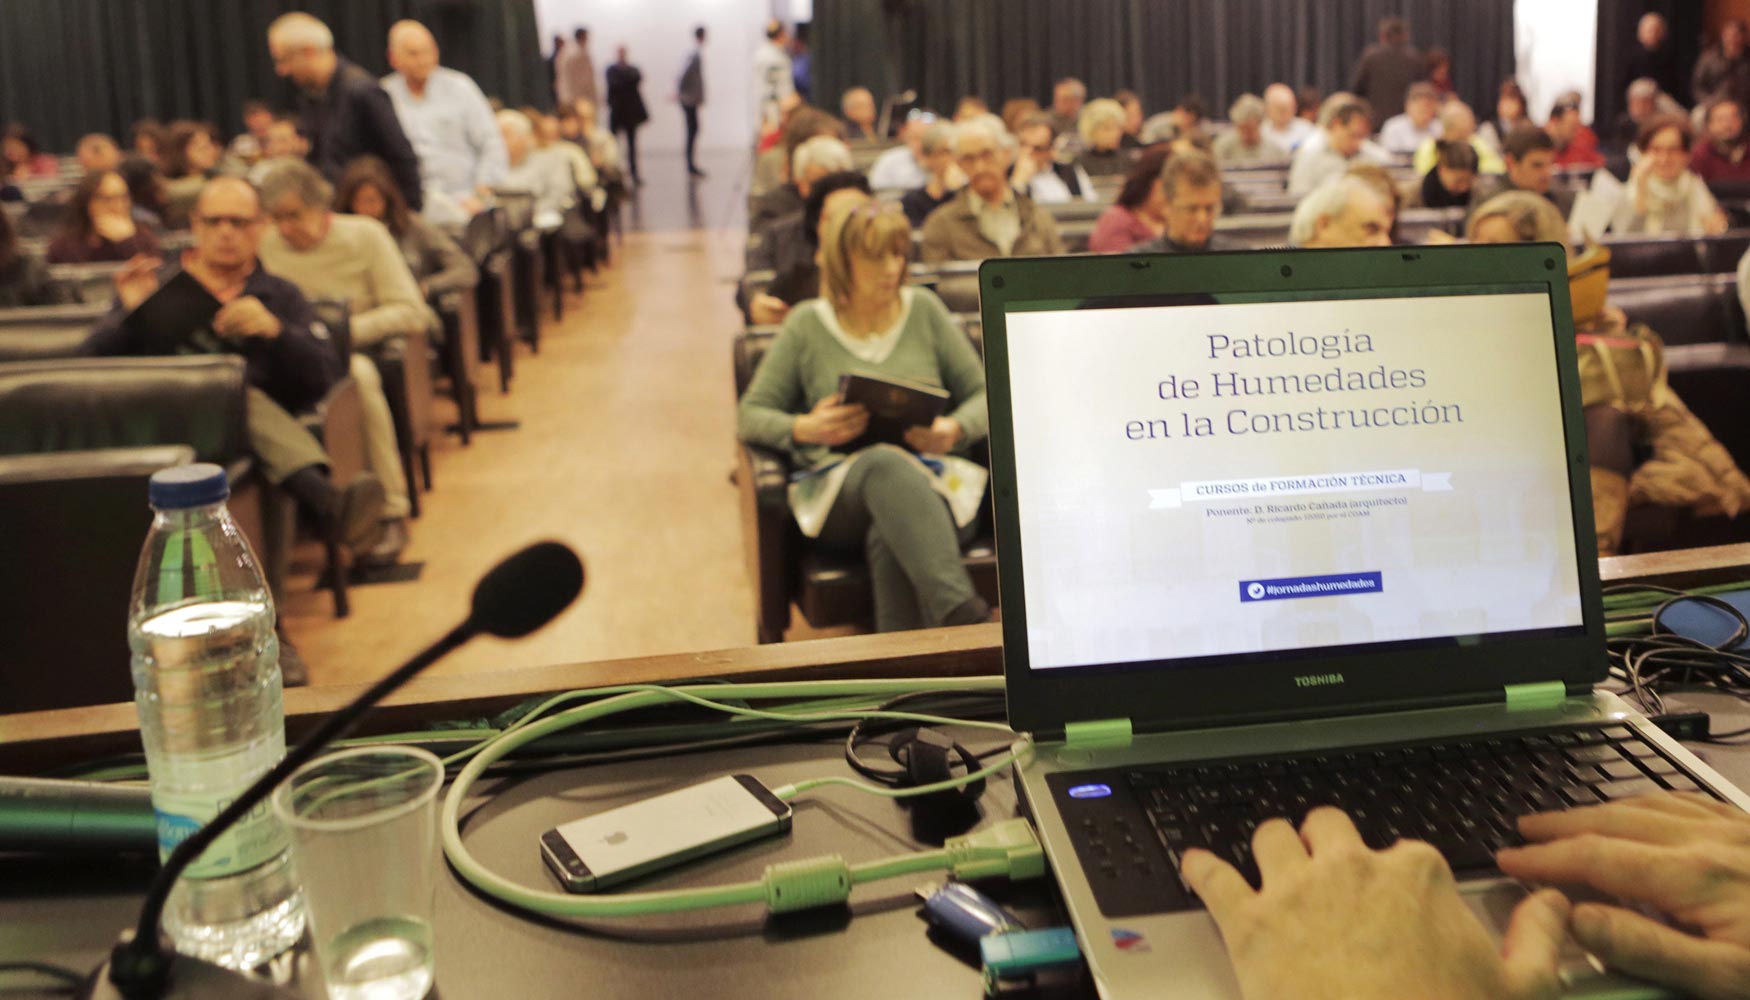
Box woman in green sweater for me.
[738,204,992,632]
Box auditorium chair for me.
[492,189,546,353]
[1602,236,1711,279]
[733,325,998,643]
[461,207,518,393]
[0,444,195,712]
[0,306,102,362]
[431,286,483,444]
[1608,274,1744,347]
[45,262,127,304]
[312,298,435,519]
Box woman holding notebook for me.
[737,204,992,632]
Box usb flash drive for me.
[915,881,1025,945]
[980,927,1082,995]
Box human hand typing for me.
[1182,807,1570,1000]
[1497,792,1750,1000]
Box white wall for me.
[534,0,769,152]
[1514,0,1599,124]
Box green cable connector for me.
[764,856,853,913]
[946,819,1046,882]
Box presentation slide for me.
[1003,292,1586,672]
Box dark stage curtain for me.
[0,0,545,152]
[815,0,1514,129]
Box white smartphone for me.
[539,774,793,892]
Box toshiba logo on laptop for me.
[1294,673,1346,688]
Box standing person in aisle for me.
[556,27,598,113]
[678,26,707,179]
[753,21,795,136]
[606,46,649,187]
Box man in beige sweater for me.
[257,160,437,562]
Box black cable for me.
[0,961,84,995]
[1608,590,1750,718]
[842,689,1007,786]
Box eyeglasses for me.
[193,214,261,229]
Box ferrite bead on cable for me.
[763,855,852,913]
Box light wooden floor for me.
[280,220,760,687]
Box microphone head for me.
[469,541,584,638]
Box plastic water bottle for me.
[129,464,306,969]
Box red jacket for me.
[1552,126,1606,169]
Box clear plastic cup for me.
[272,746,443,1000]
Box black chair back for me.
[1609,276,1738,347]
[0,321,94,362]
[0,356,250,463]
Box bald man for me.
[269,11,423,211]
[83,177,388,553]
[382,19,508,222]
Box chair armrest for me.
[299,375,366,483]
[738,441,795,642]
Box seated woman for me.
[2,124,58,181]
[1075,98,1133,178]
[159,121,224,229]
[1471,191,1750,554]
[0,205,66,307]
[46,169,162,264]
[1411,139,1478,210]
[1612,114,1730,237]
[336,156,477,300]
[118,154,168,231]
[1088,147,1172,253]
[738,204,992,632]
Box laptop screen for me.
[1001,285,1586,673]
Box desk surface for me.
[8,545,1750,997]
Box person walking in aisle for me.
[556,27,597,112]
[679,26,707,178]
[606,46,649,187]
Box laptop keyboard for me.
[1049,723,1719,916]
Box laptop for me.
[976,243,1750,999]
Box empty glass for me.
[272,746,442,1000]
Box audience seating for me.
[1602,231,1750,280]
[461,206,518,392]
[431,287,483,444]
[0,444,195,712]
[733,324,998,643]
[1608,274,1746,347]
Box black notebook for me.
[837,371,950,450]
[122,270,224,356]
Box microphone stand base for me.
[80,954,302,1000]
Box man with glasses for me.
[1136,153,1229,254]
[82,176,388,554]
[919,115,1064,262]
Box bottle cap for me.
[149,463,230,510]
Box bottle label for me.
[154,787,290,880]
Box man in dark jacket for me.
[1349,17,1425,127]
[605,46,649,186]
[268,11,424,212]
[1624,12,1686,106]
[83,177,385,551]
[678,26,707,178]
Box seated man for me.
[82,176,385,552]
[1213,94,1289,166]
[840,86,879,141]
[1289,175,1395,248]
[258,160,434,562]
[1546,95,1606,169]
[1378,81,1443,156]
[1288,101,1385,195]
[749,134,852,266]
[1471,126,1574,218]
[745,170,871,325]
[899,122,964,227]
[495,109,576,220]
[1010,114,1095,204]
[750,108,845,237]
[1692,98,1750,182]
[382,19,509,226]
[1262,82,1316,152]
[1136,152,1229,253]
[920,115,1065,262]
[867,114,932,191]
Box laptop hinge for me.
[1063,718,1133,748]
[1504,681,1569,710]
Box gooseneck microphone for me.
[86,541,584,1000]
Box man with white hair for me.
[496,110,576,218]
[1048,78,1087,136]
[381,19,507,223]
[841,87,879,141]
[790,135,854,201]
[920,115,1064,262]
[900,121,966,226]
[1263,83,1316,152]
[1412,101,1505,175]
[268,11,424,210]
[1214,94,1288,165]
[1290,176,1394,248]
[258,160,435,561]
[867,114,933,190]
[1379,81,1443,155]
